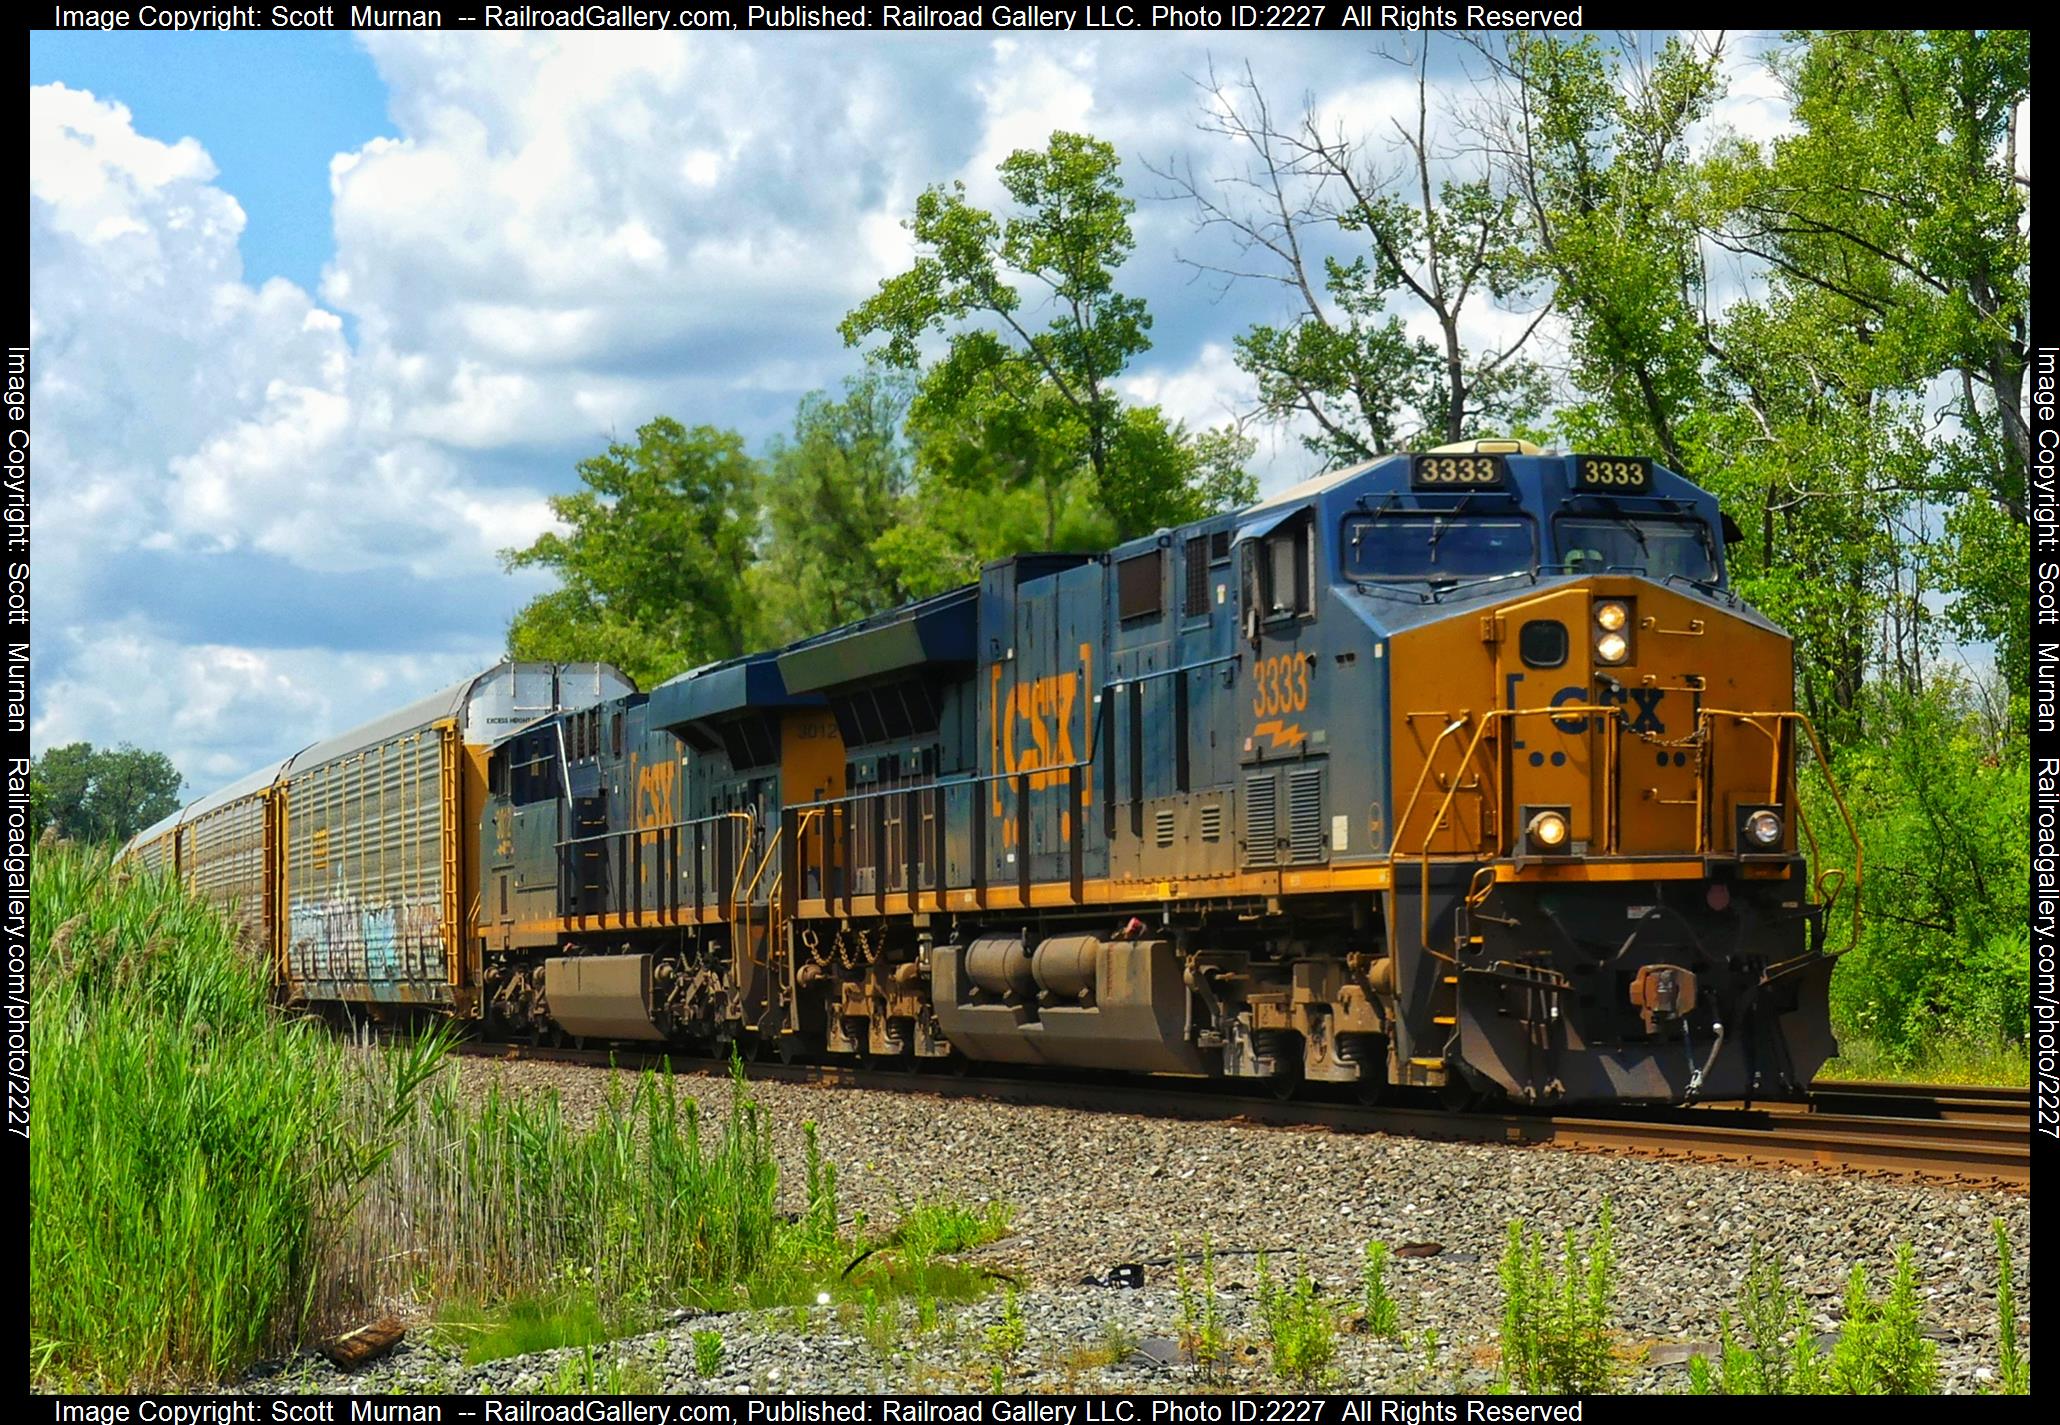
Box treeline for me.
[498,31,2017,1069]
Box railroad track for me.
[447,1040,2030,1190]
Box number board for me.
[1571,455,1653,491]
[1410,453,1506,489]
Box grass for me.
[30,839,1012,1391]
[29,843,439,1390]
[1820,1031,2028,1087]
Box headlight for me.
[1526,810,1569,848]
[1594,600,1629,632]
[1744,809,1783,847]
[1596,631,1629,664]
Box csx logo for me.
[991,643,1096,815]
[632,757,678,829]
[1547,684,1668,734]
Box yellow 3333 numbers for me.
[1252,652,1312,716]
[1412,454,1502,486]
[1575,457,1650,489]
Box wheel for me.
[1353,1071,1386,1108]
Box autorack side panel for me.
[282,661,632,1007]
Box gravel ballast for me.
[245,1059,2032,1396]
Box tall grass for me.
[31,842,1011,1388]
[340,1062,783,1323]
[29,843,424,1389]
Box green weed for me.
[1994,1219,2028,1395]
[1256,1253,1337,1386]
[691,1329,726,1379]
[1827,1246,1937,1394]
[1174,1238,1229,1379]
[1689,1243,1826,1394]
[1496,1201,1616,1393]
[1362,1240,1401,1339]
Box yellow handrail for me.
[1696,709,1864,956]
[1385,700,1863,961]
[1401,704,1621,948]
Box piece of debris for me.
[1080,1262,1146,1288]
[322,1316,405,1371]
[1396,1242,1444,1258]
[1646,1342,1719,1367]
[1129,1337,1186,1369]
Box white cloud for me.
[31,620,492,787]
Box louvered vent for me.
[1288,766,1326,864]
[1243,771,1278,865]
[1198,803,1224,842]
[1154,808,1176,848]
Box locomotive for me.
[127,439,1859,1106]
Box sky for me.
[28,28,1802,793]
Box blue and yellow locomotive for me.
[132,440,1858,1107]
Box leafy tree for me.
[504,418,761,689]
[1709,29,2031,686]
[842,130,1227,545]
[1161,54,1549,463]
[752,373,922,640]
[31,742,183,844]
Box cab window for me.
[1556,517,1718,583]
[1344,515,1535,581]
[1244,515,1315,620]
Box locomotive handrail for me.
[1396,703,1623,950]
[1695,708,1864,957]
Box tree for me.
[843,130,1228,546]
[32,742,183,844]
[1157,54,1549,464]
[504,418,761,690]
[1708,30,2031,687]
[752,373,923,640]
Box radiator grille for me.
[1243,771,1278,865]
[1155,808,1176,848]
[1288,765,1326,864]
[1198,803,1224,842]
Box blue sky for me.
[29,31,1801,792]
[30,33,391,294]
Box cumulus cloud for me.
[26,35,1490,784]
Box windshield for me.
[1344,515,1535,581]
[1557,517,1718,583]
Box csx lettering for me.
[1626,687,1667,734]
[1251,653,1313,717]
[1003,672,1082,791]
[1548,684,1590,733]
[635,759,678,829]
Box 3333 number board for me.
[1571,455,1653,490]
[1410,453,1506,488]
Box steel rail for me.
[443,1040,2028,1190]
